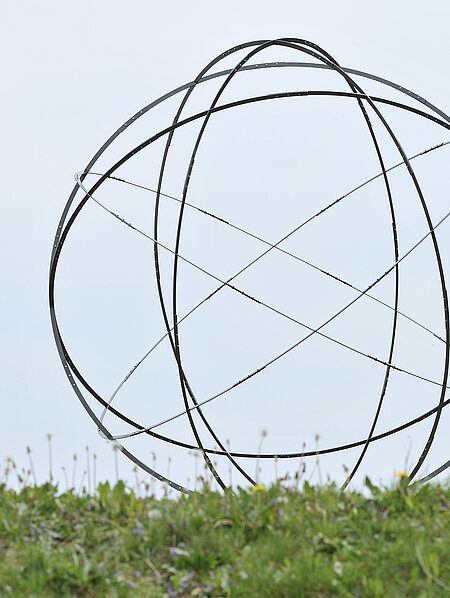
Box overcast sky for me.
[1,0,449,495]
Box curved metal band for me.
[49,40,450,492]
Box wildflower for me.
[278,510,285,517]
[135,571,142,578]
[132,527,144,535]
[166,585,177,596]
[251,484,265,492]
[98,562,106,572]
[396,472,408,477]
[333,561,343,576]
[169,546,189,556]
[205,584,213,592]
[147,508,161,520]
[188,571,195,579]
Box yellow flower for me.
[252,484,265,492]
[396,472,408,477]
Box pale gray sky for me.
[1,0,449,494]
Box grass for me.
[0,476,448,597]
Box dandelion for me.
[396,472,408,477]
[251,484,265,492]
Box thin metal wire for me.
[79,138,450,422]
[75,144,450,437]
[49,39,450,493]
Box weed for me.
[0,478,448,596]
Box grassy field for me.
[0,477,448,597]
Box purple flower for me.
[24,536,31,542]
[98,562,106,572]
[382,512,388,520]
[133,527,144,535]
[178,541,185,547]
[278,510,285,517]
[135,571,142,578]
[188,571,195,579]
[169,547,176,556]
[205,584,213,592]
[166,586,177,596]
[182,582,189,589]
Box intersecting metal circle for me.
[49,38,450,494]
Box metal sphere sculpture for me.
[49,38,450,494]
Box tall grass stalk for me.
[26,447,38,486]
[46,434,53,483]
